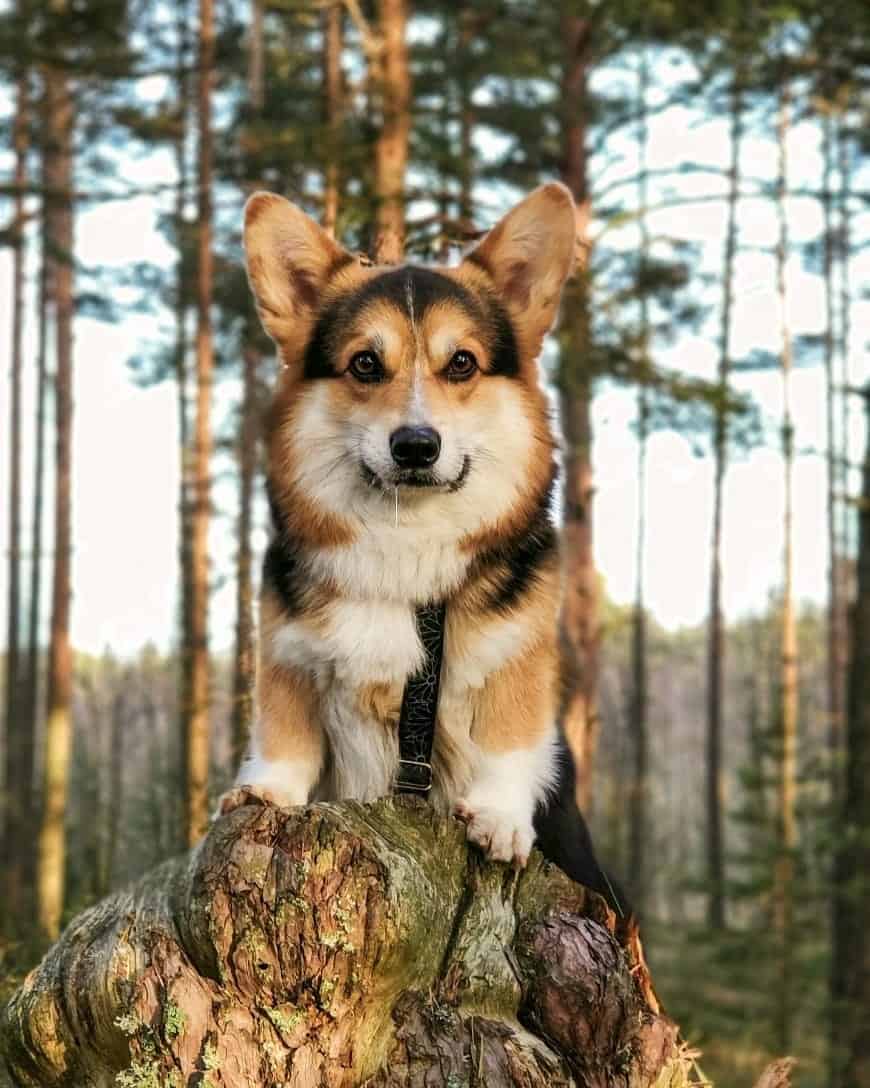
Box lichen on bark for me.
[2,797,689,1087]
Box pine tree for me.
[184,0,215,845]
[37,0,77,939]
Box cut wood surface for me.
[3,796,710,1086]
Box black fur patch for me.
[533,731,629,920]
[302,266,519,380]
[263,479,306,615]
[478,469,558,614]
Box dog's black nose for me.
[390,425,441,469]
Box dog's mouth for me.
[361,456,470,495]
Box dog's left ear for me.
[462,183,577,358]
[244,192,353,356]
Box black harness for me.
[393,602,446,794]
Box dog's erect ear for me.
[244,192,351,351]
[463,183,577,357]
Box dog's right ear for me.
[244,192,351,353]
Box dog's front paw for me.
[217,783,285,817]
[455,800,535,867]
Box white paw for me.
[455,800,535,867]
[216,784,289,817]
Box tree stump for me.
[1,797,689,1087]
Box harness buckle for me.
[394,758,433,794]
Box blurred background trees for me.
[1,1,869,1085]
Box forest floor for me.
[647,922,827,1088]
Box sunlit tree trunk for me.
[184,0,215,845]
[558,10,598,811]
[836,125,851,583]
[37,0,76,939]
[830,388,870,1088]
[2,41,29,934]
[373,0,410,264]
[773,85,797,1053]
[322,2,343,237]
[705,67,744,932]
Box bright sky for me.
[0,69,868,658]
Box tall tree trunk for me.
[2,45,29,934]
[558,11,598,811]
[20,170,51,901]
[37,2,76,939]
[836,120,851,671]
[628,42,650,919]
[830,388,870,1088]
[322,2,343,237]
[175,1,194,847]
[184,0,215,846]
[821,115,844,795]
[773,85,797,1053]
[705,67,743,932]
[373,0,410,264]
[232,347,258,767]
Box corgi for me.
[223,183,618,907]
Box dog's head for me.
[245,185,576,538]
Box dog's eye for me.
[446,350,478,382]
[347,350,385,383]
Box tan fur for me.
[256,592,325,768]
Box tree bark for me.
[36,0,76,941]
[830,389,870,1088]
[185,0,215,846]
[2,42,29,934]
[322,2,343,238]
[773,85,797,1054]
[231,347,258,767]
[557,12,599,812]
[704,67,743,932]
[1,797,688,1088]
[174,0,195,852]
[373,0,410,264]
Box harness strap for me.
[394,602,446,794]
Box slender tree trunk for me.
[232,347,258,767]
[20,176,51,898]
[558,11,598,811]
[322,2,343,237]
[773,85,798,1053]
[456,5,474,233]
[174,2,194,848]
[2,49,29,934]
[705,68,743,932]
[373,0,410,264]
[184,0,215,846]
[628,42,650,919]
[821,115,845,794]
[836,122,851,649]
[830,388,870,1088]
[37,4,76,939]
[103,687,124,891]
[248,0,264,112]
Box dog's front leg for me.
[456,639,557,867]
[220,659,325,814]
